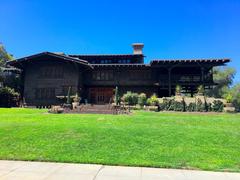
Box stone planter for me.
[224,106,235,113]
[72,102,79,109]
[225,103,233,107]
[49,106,64,114]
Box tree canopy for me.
[206,67,236,98]
[0,44,13,67]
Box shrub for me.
[173,100,186,112]
[122,91,138,105]
[138,93,147,107]
[186,102,196,112]
[158,99,185,112]
[147,94,159,106]
[0,87,20,107]
[158,103,165,111]
[196,98,206,112]
[232,100,240,112]
[168,99,175,111]
[224,93,233,103]
[161,98,172,110]
[207,103,212,112]
[212,100,224,112]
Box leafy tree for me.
[0,44,13,66]
[229,83,240,112]
[0,44,22,93]
[0,43,13,83]
[206,67,236,98]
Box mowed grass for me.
[0,108,240,172]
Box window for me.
[96,71,101,80]
[35,88,55,99]
[92,71,114,81]
[39,66,64,79]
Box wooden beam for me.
[168,68,172,97]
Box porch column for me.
[201,67,205,83]
[168,68,172,97]
[201,67,205,91]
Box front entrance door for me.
[89,87,114,104]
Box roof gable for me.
[7,52,93,69]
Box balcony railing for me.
[158,74,213,84]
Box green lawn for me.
[0,108,240,172]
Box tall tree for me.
[206,67,236,98]
[0,44,21,93]
[0,43,13,66]
[228,83,240,112]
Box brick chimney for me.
[132,43,144,55]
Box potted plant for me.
[197,85,204,96]
[175,85,182,96]
[72,93,80,109]
[114,86,120,106]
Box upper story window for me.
[90,59,132,64]
[39,66,64,79]
[92,71,114,81]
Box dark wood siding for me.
[23,60,80,106]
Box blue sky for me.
[1,0,240,83]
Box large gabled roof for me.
[6,51,230,69]
[7,52,93,69]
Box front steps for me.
[74,104,114,114]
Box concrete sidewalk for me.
[0,160,240,180]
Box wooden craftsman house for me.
[7,43,229,106]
